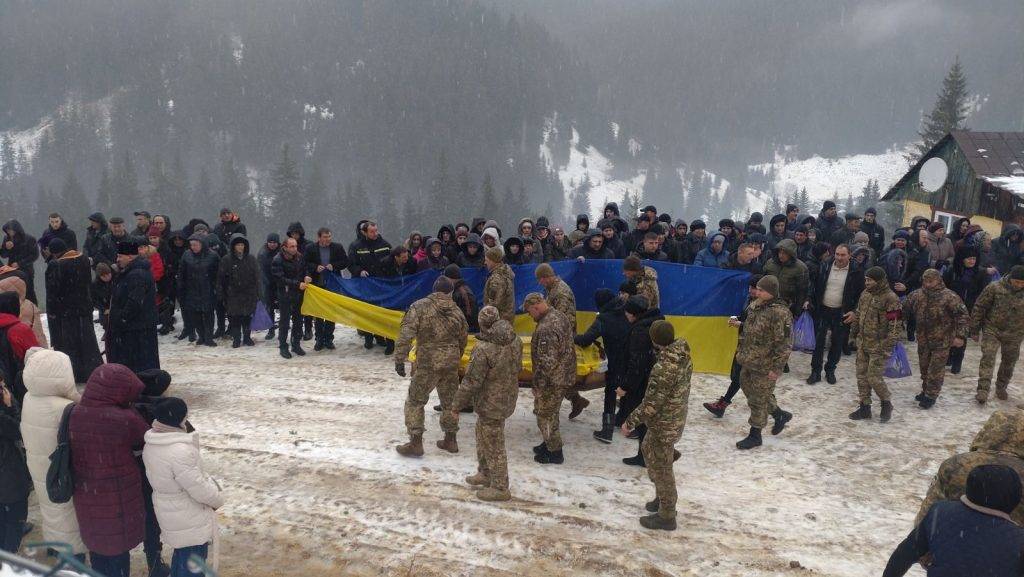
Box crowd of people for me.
[0,198,1023,572]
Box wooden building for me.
[883,131,1024,236]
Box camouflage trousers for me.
[641,434,678,520]
[475,416,509,491]
[978,332,1024,393]
[533,385,568,451]
[855,347,891,405]
[739,367,778,430]
[404,363,460,437]
[917,344,950,398]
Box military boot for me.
[976,390,989,404]
[849,404,871,420]
[279,346,292,359]
[736,427,762,450]
[477,488,512,502]
[918,395,936,409]
[535,449,564,464]
[770,409,792,435]
[436,432,459,453]
[622,450,646,467]
[645,498,660,513]
[465,472,489,487]
[593,413,615,444]
[879,401,893,423]
[639,513,676,531]
[396,434,424,457]
[703,398,730,418]
[997,388,1009,401]
[532,441,548,455]
[363,333,375,349]
[568,392,590,420]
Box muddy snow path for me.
[128,331,1021,575]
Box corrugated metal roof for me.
[950,130,1024,179]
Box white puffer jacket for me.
[142,429,224,549]
[19,347,84,553]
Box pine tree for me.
[113,151,141,214]
[59,169,89,224]
[96,167,114,215]
[170,150,189,211]
[454,167,475,222]
[428,152,451,228]
[845,191,855,214]
[270,144,302,221]
[797,187,810,213]
[193,167,213,220]
[402,195,421,236]
[0,135,16,182]
[378,171,398,238]
[910,56,970,162]
[147,155,174,210]
[571,172,592,220]
[303,161,327,226]
[221,158,250,216]
[512,185,530,223]
[15,147,30,178]
[480,172,499,222]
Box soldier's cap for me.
[485,246,504,263]
[966,464,1022,515]
[134,210,151,218]
[756,275,779,298]
[624,295,649,315]
[523,292,546,309]
[478,305,500,330]
[865,266,887,283]
[623,255,643,272]
[649,320,675,347]
[1011,265,1024,281]
[534,263,555,279]
[921,268,943,283]
[443,264,462,280]
[109,216,125,225]
[432,276,454,294]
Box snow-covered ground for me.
[17,324,1021,576]
[751,148,911,205]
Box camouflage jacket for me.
[395,292,469,366]
[916,410,1024,525]
[636,266,660,310]
[903,286,968,348]
[545,277,577,332]
[734,298,792,374]
[484,263,516,323]
[850,283,902,353]
[970,277,1024,340]
[454,319,523,420]
[625,338,692,444]
[530,307,576,388]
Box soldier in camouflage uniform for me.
[524,293,576,464]
[535,263,591,420]
[394,275,469,457]
[453,306,523,502]
[915,410,1024,526]
[971,266,1024,403]
[623,255,660,309]
[848,266,902,420]
[902,269,968,407]
[734,275,793,450]
[623,320,692,531]
[484,246,516,323]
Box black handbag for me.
[46,402,75,503]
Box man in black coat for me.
[860,207,886,256]
[575,288,632,443]
[84,212,116,269]
[218,234,260,348]
[347,220,391,350]
[272,238,309,359]
[0,220,39,304]
[257,233,281,340]
[176,234,220,346]
[807,244,864,384]
[38,213,79,263]
[304,227,349,351]
[618,295,664,467]
[829,213,862,248]
[108,239,160,372]
[44,239,103,383]
[212,208,247,248]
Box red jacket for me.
[148,252,165,305]
[0,313,39,359]
[69,363,150,555]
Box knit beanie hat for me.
[1010,266,1024,281]
[478,306,500,330]
[649,320,675,347]
[153,397,188,428]
[594,288,615,309]
[749,273,764,288]
[928,222,945,233]
[147,225,161,238]
[443,264,462,280]
[137,368,172,397]
[47,238,68,256]
[624,295,649,315]
[116,238,140,255]
[756,275,779,298]
[853,232,869,244]
[485,246,504,263]
[534,263,555,279]
[965,464,1022,515]
[864,206,877,216]
[823,200,837,211]
[865,266,887,283]
[623,255,643,272]
[432,276,454,294]
[690,219,706,231]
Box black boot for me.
[639,513,676,531]
[280,346,292,359]
[919,395,936,409]
[622,448,646,467]
[593,413,614,444]
[292,342,306,356]
[770,409,792,435]
[849,404,871,420]
[806,372,821,385]
[314,340,324,352]
[265,326,276,341]
[533,441,548,455]
[645,498,659,513]
[880,401,893,423]
[303,326,313,341]
[364,333,375,349]
[825,369,837,385]
[535,449,564,464]
[384,340,395,355]
[736,427,762,450]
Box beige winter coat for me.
[19,347,84,553]
[143,430,224,549]
[0,275,48,347]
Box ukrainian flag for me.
[301,260,749,375]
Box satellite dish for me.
[918,157,948,193]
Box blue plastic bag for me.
[792,311,815,352]
[884,341,913,378]
[251,301,274,332]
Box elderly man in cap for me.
[108,238,160,372]
[525,293,576,464]
[394,276,469,457]
[133,210,152,238]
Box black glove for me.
[395,362,406,377]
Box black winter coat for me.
[811,259,864,314]
[38,223,78,261]
[380,256,418,277]
[272,252,306,305]
[452,280,479,333]
[110,257,158,333]
[943,264,990,312]
[84,226,115,268]
[212,218,247,248]
[0,403,32,503]
[574,298,631,387]
[304,242,349,287]
[218,248,260,317]
[45,252,94,317]
[257,243,280,303]
[860,221,886,255]
[348,235,391,277]
[1,220,39,302]
[623,308,665,396]
[176,248,220,312]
